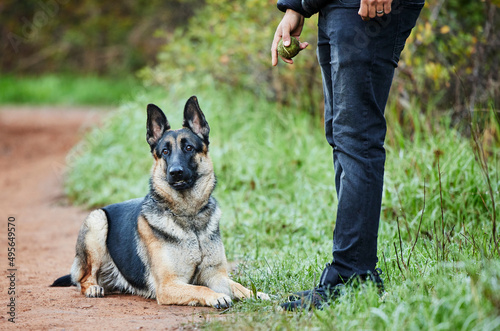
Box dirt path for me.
[0,106,217,330]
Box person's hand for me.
[358,0,393,21]
[271,9,309,66]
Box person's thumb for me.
[282,29,291,47]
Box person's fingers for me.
[299,41,309,50]
[384,0,392,14]
[368,1,376,18]
[376,4,384,16]
[281,25,291,47]
[271,45,278,66]
[360,0,393,20]
[271,31,281,66]
[358,1,369,20]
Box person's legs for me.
[281,0,424,310]
[318,0,424,285]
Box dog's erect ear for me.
[183,96,210,145]
[147,104,170,151]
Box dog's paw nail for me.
[212,295,232,309]
[85,285,105,298]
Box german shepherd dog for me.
[52,96,269,308]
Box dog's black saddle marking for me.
[103,198,148,290]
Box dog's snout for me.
[169,166,184,181]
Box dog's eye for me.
[162,149,170,156]
[185,145,194,152]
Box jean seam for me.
[354,28,380,270]
[392,9,403,65]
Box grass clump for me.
[65,83,499,329]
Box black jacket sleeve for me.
[277,0,331,18]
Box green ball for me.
[278,37,300,59]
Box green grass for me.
[65,82,500,330]
[0,74,145,105]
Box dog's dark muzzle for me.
[167,165,194,190]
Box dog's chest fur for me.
[142,196,224,282]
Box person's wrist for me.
[285,8,303,18]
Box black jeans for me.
[317,0,424,283]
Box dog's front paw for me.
[208,294,233,309]
[256,292,271,300]
[85,285,104,298]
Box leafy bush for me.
[1,0,202,75]
[140,0,323,114]
[396,0,500,127]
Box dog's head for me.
[146,96,212,193]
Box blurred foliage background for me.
[1,0,201,75]
[2,0,499,128]
[1,0,499,163]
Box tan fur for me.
[137,216,233,306]
[71,209,108,298]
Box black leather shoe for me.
[354,268,385,294]
[368,268,385,292]
[282,268,385,311]
[281,285,345,311]
[287,289,313,301]
[286,262,344,302]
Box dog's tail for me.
[50,274,75,287]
